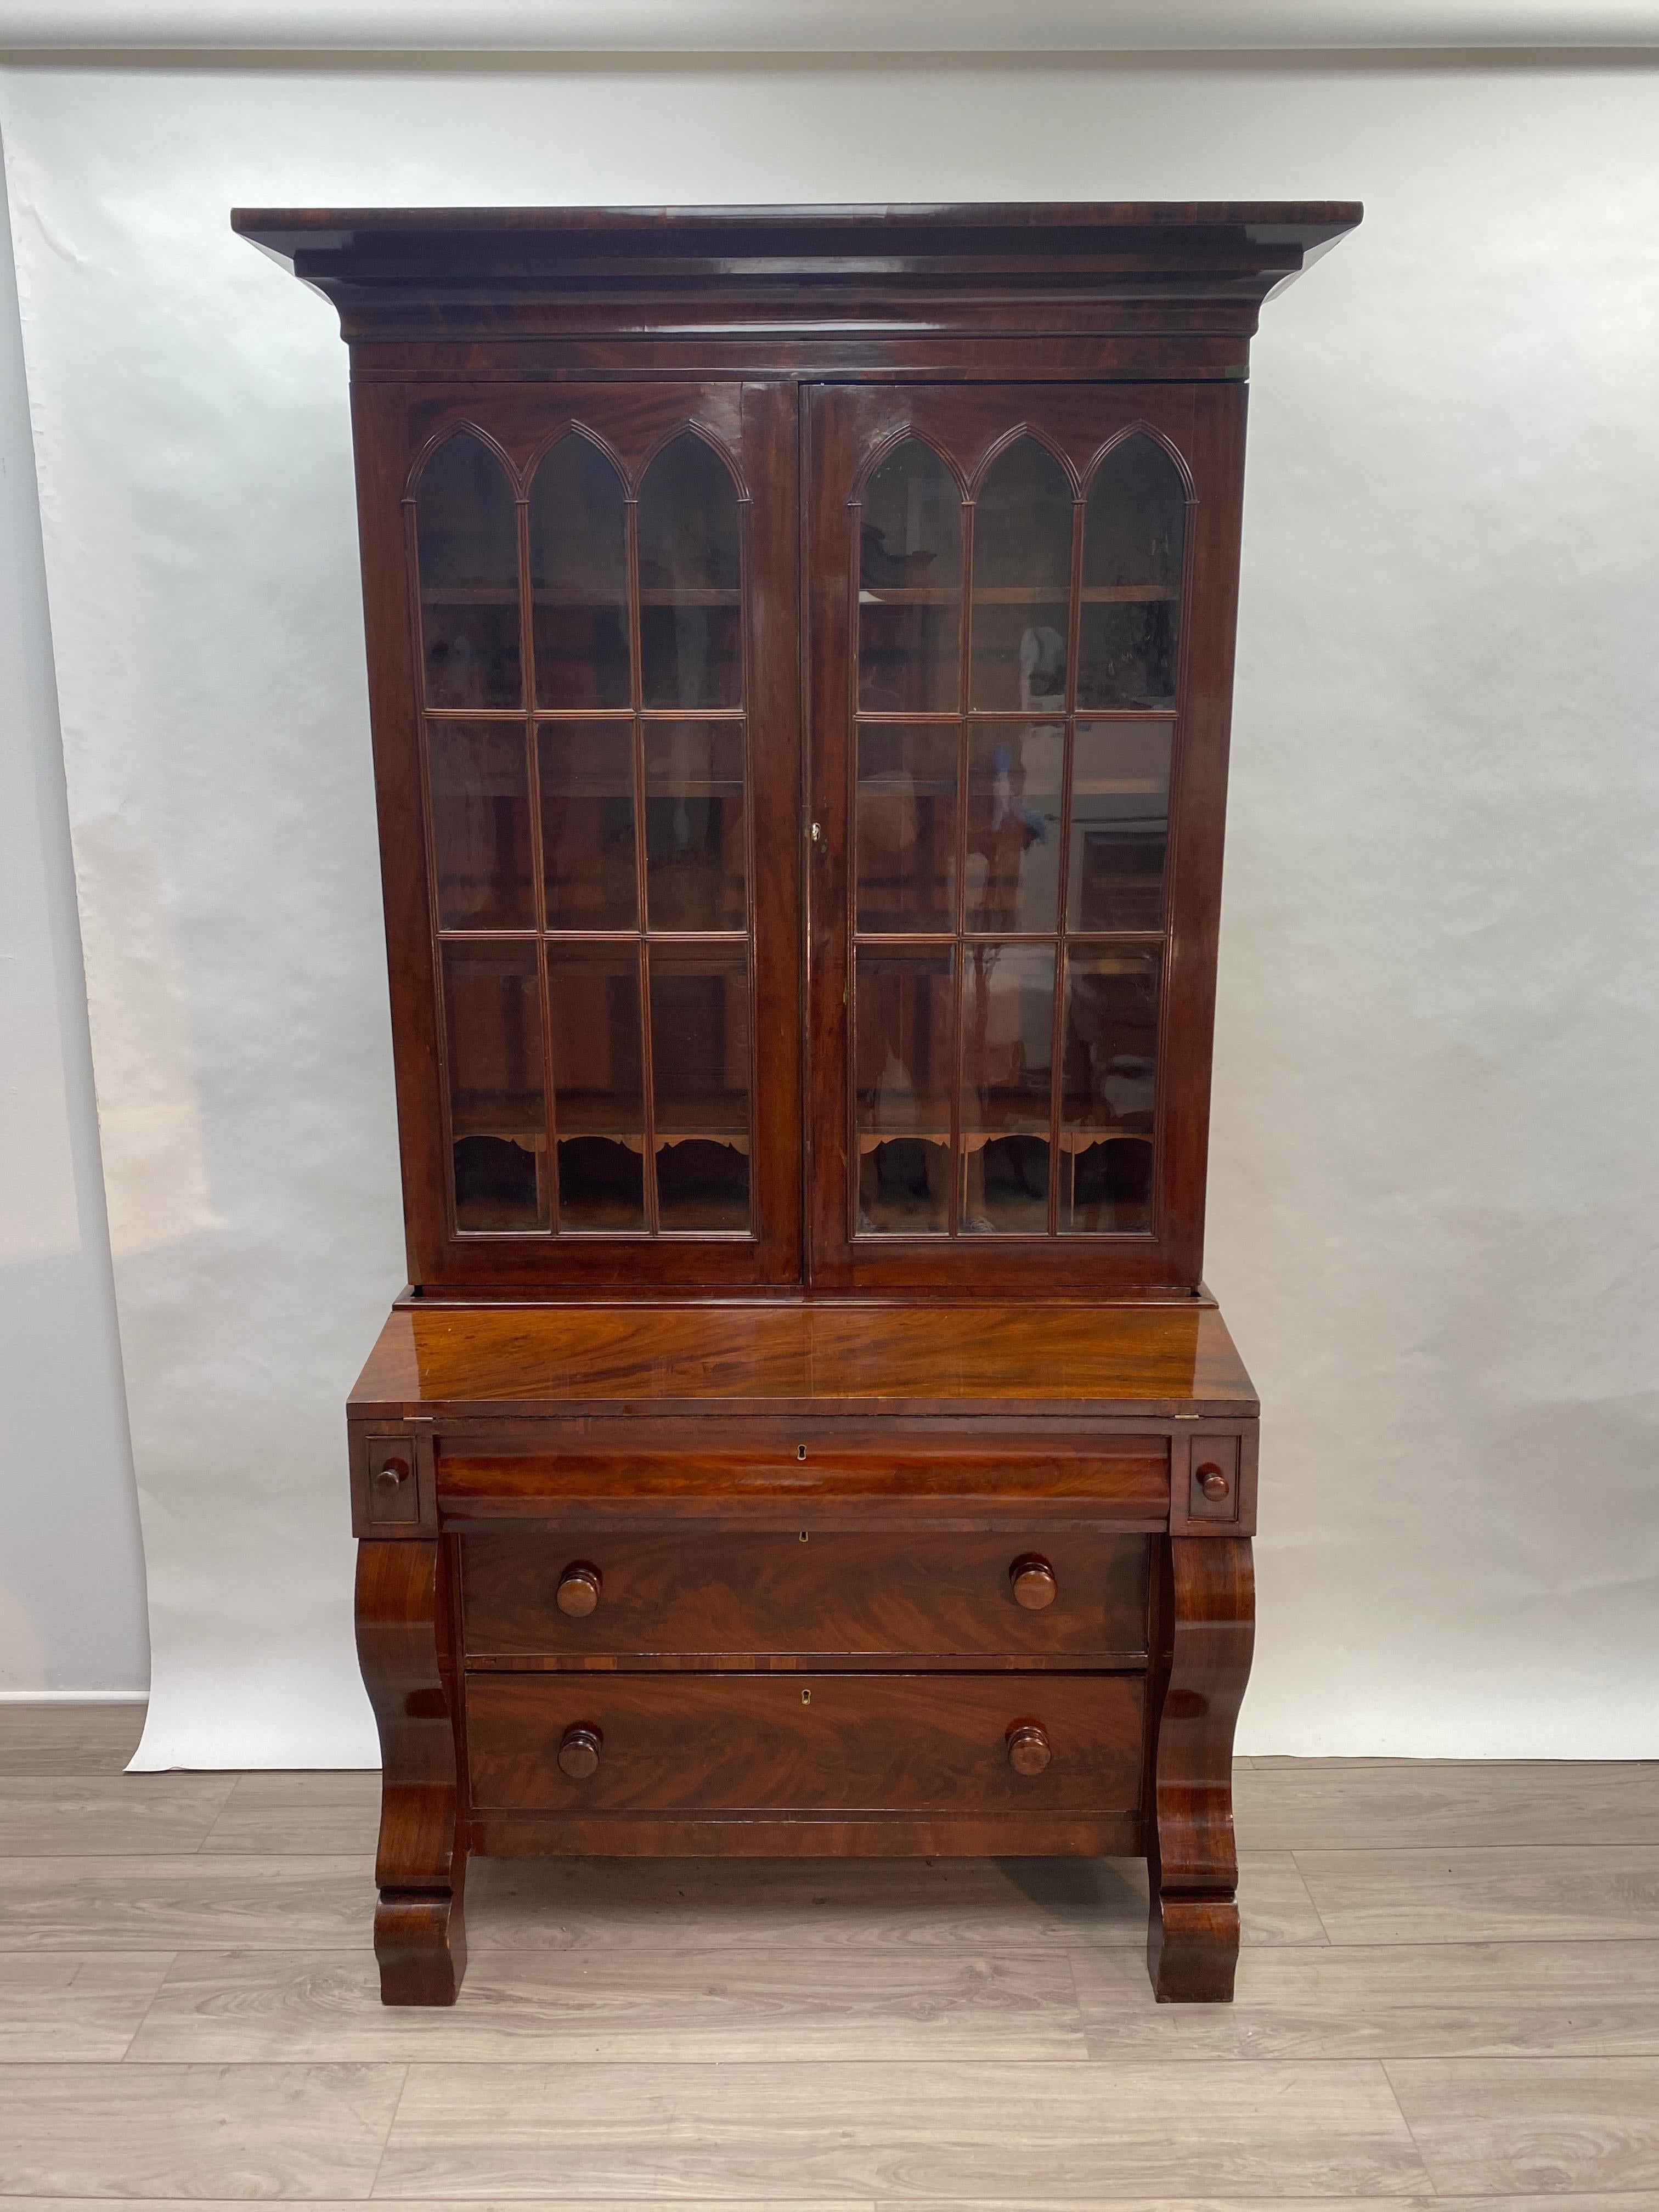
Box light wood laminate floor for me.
[2,1703,1657,2207]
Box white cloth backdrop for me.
[1,54,1655,1765]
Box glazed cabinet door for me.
[353,380,801,1291]
[805,382,1244,1293]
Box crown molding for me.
[1,0,1657,53]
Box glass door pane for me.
[443,943,548,1231]
[1078,435,1187,710]
[960,943,1055,1234]
[970,437,1073,711]
[529,436,631,709]
[828,391,1194,1251]
[644,722,746,931]
[1061,948,1160,1233]
[548,946,646,1229]
[415,433,522,708]
[854,947,954,1233]
[964,723,1064,935]
[415,398,761,1250]
[650,947,751,1230]
[858,439,961,713]
[428,723,535,929]
[638,436,743,709]
[539,723,638,931]
[1069,720,1172,932]
[856,725,957,933]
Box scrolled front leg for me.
[356,1539,468,2005]
[1146,1534,1254,2002]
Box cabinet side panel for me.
[1159,381,1247,1285]
[350,376,448,1286]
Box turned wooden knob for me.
[373,1458,409,1491]
[556,1563,602,1617]
[1007,1722,1051,1776]
[1197,1464,1231,1501]
[1009,1555,1057,1610]
[557,1724,602,1779]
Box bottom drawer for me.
[466,1671,1144,1819]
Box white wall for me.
[0,140,148,1699]
[1,52,1655,1759]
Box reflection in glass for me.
[444,942,546,1230]
[964,723,1063,934]
[650,949,751,1230]
[960,944,1055,1234]
[538,724,638,930]
[529,436,631,710]
[1062,948,1160,1232]
[856,725,957,933]
[644,723,746,931]
[855,946,953,1233]
[1069,720,1172,932]
[859,440,962,714]
[637,435,742,710]
[428,723,534,929]
[1078,435,1186,711]
[970,438,1074,712]
[416,433,522,709]
[546,946,646,1229]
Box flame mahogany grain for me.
[466,1672,1146,1819]
[459,1527,1152,1666]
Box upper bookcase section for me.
[232,202,1362,371]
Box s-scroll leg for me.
[1146,1534,1254,2002]
[356,1539,467,2005]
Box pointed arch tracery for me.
[413,428,522,711]
[1079,430,1189,712]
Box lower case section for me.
[357,1532,1252,2008]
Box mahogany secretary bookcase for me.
[236,201,1359,2005]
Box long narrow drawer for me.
[461,1529,1149,1663]
[466,1671,1144,1818]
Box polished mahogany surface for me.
[466,1669,1146,1818]
[349,1297,1257,1419]
[241,202,1355,2008]
[459,1527,1152,1665]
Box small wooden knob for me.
[1197,1465,1231,1501]
[557,1724,602,1780]
[1007,1722,1051,1776]
[373,1458,409,1491]
[555,1563,602,1617]
[1009,1555,1057,1611]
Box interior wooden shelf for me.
[860,584,1178,606]
[424,587,740,607]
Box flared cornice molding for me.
[1,0,1657,53]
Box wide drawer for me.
[466,1671,1144,1817]
[460,1528,1149,1663]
